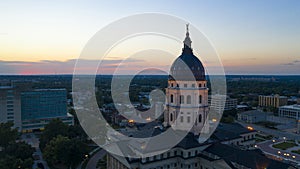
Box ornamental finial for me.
[183,23,192,49]
[186,23,189,34]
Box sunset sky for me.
[0,0,299,75]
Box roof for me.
[175,132,202,149]
[212,123,254,141]
[169,26,205,81]
[239,110,270,116]
[205,143,295,169]
[280,105,300,111]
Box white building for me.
[279,105,300,120]
[208,95,237,112]
[163,24,209,135]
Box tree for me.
[0,122,18,148]
[44,135,88,169]
[4,141,35,160]
[39,119,68,150]
[0,155,33,169]
[58,138,89,168]
[43,135,69,167]
[0,122,34,169]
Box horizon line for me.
[0,74,300,76]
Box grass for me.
[292,149,300,155]
[256,134,273,140]
[273,142,297,150]
[255,138,265,143]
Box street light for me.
[277,151,281,154]
[292,155,296,159]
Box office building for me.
[0,86,22,129]
[21,89,73,132]
[208,95,237,112]
[278,105,300,120]
[258,94,288,108]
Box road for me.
[21,133,50,169]
[257,139,300,166]
[85,149,107,169]
[237,121,300,140]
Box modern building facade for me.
[0,86,22,129]
[0,83,73,132]
[21,89,73,132]
[208,95,237,112]
[259,94,288,108]
[278,105,300,120]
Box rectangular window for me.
[180,95,184,104]
[184,84,187,88]
[7,100,14,104]
[187,116,191,123]
[192,84,195,88]
[180,116,184,123]
[199,95,202,104]
[7,105,14,108]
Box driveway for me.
[85,149,107,169]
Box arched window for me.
[170,94,174,103]
[199,95,202,104]
[187,95,191,104]
[170,113,173,122]
[198,114,202,123]
[180,95,184,104]
[199,83,202,88]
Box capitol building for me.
[106,25,295,169]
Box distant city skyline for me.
[0,0,299,75]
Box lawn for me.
[292,149,300,155]
[273,142,297,150]
[256,134,273,140]
[255,138,265,143]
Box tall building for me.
[21,89,73,132]
[164,24,209,135]
[258,94,288,108]
[0,86,22,129]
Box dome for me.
[169,25,205,81]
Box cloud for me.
[281,60,300,66]
[0,58,145,75]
